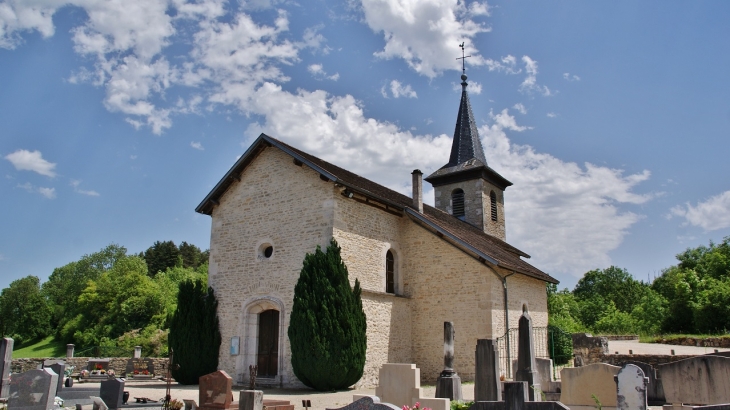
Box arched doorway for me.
[257,309,279,377]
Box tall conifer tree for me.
[169,279,221,384]
[288,238,367,390]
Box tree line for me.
[0,241,209,355]
[549,236,730,335]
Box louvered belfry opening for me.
[490,191,498,222]
[386,250,395,294]
[452,189,466,220]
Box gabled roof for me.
[196,133,558,284]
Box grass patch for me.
[12,336,66,359]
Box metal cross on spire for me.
[456,42,471,75]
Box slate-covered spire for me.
[446,74,488,167]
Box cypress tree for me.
[288,238,367,390]
[169,279,221,384]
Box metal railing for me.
[496,326,572,380]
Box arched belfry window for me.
[452,189,465,220]
[490,191,498,222]
[386,250,395,294]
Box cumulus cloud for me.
[670,191,730,231]
[191,141,204,150]
[70,180,100,196]
[481,109,651,277]
[0,0,57,49]
[513,103,527,114]
[308,64,339,81]
[385,80,417,98]
[485,55,521,74]
[563,72,580,82]
[520,56,551,96]
[4,149,56,177]
[18,182,56,199]
[361,0,490,77]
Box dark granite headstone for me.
[99,378,125,409]
[199,370,233,410]
[515,308,541,401]
[620,361,664,405]
[470,381,570,410]
[475,339,501,401]
[43,360,65,396]
[1,337,13,399]
[8,368,58,410]
[435,321,463,401]
[125,358,155,376]
[325,396,399,410]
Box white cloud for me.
[70,180,100,196]
[469,2,490,16]
[191,141,205,150]
[389,80,417,98]
[670,190,730,231]
[18,182,56,198]
[546,112,556,118]
[481,109,651,277]
[513,103,527,114]
[563,72,580,82]
[0,0,58,49]
[308,64,339,81]
[520,55,551,96]
[452,80,482,94]
[361,0,490,78]
[4,149,57,177]
[485,55,521,74]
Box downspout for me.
[502,270,516,378]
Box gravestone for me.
[87,359,110,373]
[470,381,570,410]
[133,346,142,359]
[239,390,263,410]
[1,337,13,399]
[8,368,58,410]
[475,339,501,401]
[374,364,449,410]
[184,399,199,410]
[615,364,648,410]
[515,308,541,401]
[90,396,110,410]
[560,363,620,410]
[658,355,730,406]
[620,361,664,405]
[512,358,557,395]
[66,344,75,358]
[43,360,66,396]
[199,370,235,410]
[125,358,155,377]
[435,322,463,401]
[326,396,399,410]
[99,378,125,409]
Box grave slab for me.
[326,396,399,410]
[8,368,58,410]
[658,355,730,406]
[475,339,501,402]
[99,378,125,409]
[560,363,620,410]
[1,337,13,399]
[199,370,236,410]
[620,361,665,405]
[515,310,541,401]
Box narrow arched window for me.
[490,191,498,222]
[452,189,465,220]
[386,250,395,294]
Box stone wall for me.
[432,178,506,241]
[597,354,695,368]
[572,333,609,365]
[10,357,168,376]
[653,337,730,348]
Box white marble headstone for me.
[616,364,648,410]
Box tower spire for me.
[446,42,487,168]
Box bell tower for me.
[425,62,512,241]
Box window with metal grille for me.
[386,250,395,294]
[452,189,465,220]
[490,191,498,222]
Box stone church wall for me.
[207,146,336,388]
[401,219,500,383]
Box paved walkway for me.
[607,339,730,355]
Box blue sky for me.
[2,0,729,290]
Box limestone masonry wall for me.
[11,357,168,376]
[208,146,336,388]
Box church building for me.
[195,72,559,388]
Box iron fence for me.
[496,326,572,380]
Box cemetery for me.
[2,309,730,410]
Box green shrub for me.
[288,239,367,390]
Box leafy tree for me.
[288,239,366,391]
[42,244,127,335]
[178,242,208,269]
[693,277,730,333]
[573,266,648,313]
[169,279,221,385]
[144,241,181,277]
[629,289,668,335]
[0,276,52,344]
[593,301,638,334]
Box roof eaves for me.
[404,207,499,266]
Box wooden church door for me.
[257,309,279,377]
